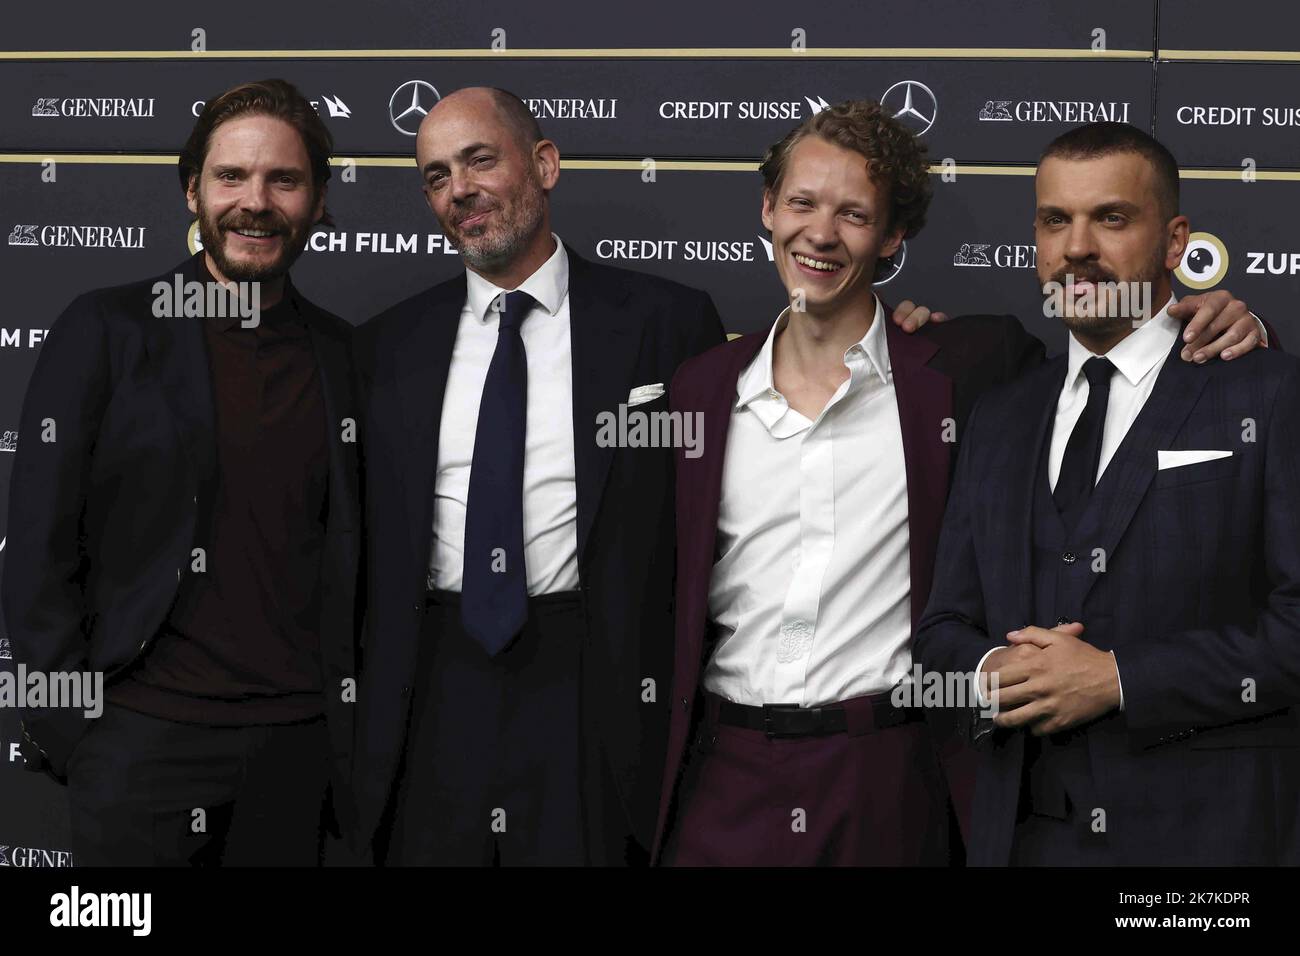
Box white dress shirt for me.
[702,296,914,707]
[975,297,1185,707]
[429,233,581,594]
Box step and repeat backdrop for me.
[1,0,1299,867]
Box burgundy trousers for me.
[664,693,952,866]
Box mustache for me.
[1050,265,1118,285]
[451,201,496,227]
[220,212,288,234]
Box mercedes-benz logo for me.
[880,80,937,136]
[389,80,441,137]
[875,241,907,285]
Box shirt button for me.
[1062,551,1077,564]
[680,696,688,711]
[767,388,779,399]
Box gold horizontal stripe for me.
[1159,49,1300,62]
[0,46,1152,60]
[1179,169,1300,181]
[1,155,1297,179]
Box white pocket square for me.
[1158,449,1233,470]
[626,383,665,406]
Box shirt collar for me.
[736,295,889,410]
[464,232,568,323]
[1065,295,1180,391]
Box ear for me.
[761,189,775,233]
[312,183,327,225]
[1164,214,1190,271]
[185,174,199,217]
[535,139,561,191]
[880,222,905,261]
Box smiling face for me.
[1034,151,1187,337]
[760,135,903,320]
[185,113,324,283]
[416,89,557,276]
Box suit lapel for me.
[680,332,766,668]
[393,276,464,562]
[1007,357,1068,624]
[144,254,217,485]
[566,247,641,566]
[305,316,359,532]
[1076,340,1210,603]
[884,319,953,627]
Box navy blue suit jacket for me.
[351,244,725,863]
[916,339,1300,864]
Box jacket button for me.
[1056,616,1070,626]
[1062,551,1077,564]
[680,696,688,711]
[400,686,411,697]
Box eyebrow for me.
[210,163,307,178]
[1037,200,1142,218]
[784,184,874,209]
[421,142,496,176]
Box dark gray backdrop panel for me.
[1,1,1156,52]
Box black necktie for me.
[461,290,533,655]
[1053,356,1116,523]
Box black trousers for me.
[66,702,331,866]
[385,589,588,866]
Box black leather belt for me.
[715,697,924,739]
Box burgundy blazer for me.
[651,310,1046,863]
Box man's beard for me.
[448,179,546,274]
[1040,247,1165,338]
[195,193,311,283]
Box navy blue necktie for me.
[461,290,533,655]
[1053,356,1116,525]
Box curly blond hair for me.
[759,100,932,240]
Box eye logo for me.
[1176,232,1229,290]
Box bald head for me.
[414,86,560,283]
[417,87,542,169]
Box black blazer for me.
[916,340,1300,864]
[352,244,725,863]
[1,253,362,812]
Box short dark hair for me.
[758,99,932,240]
[1038,122,1180,222]
[179,78,334,227]
[486,88,545,151]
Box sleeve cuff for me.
[973,646,1005,709]
[1112,649,1125,711]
